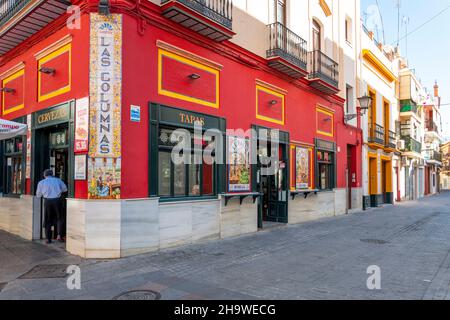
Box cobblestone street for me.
[1,191,450,300]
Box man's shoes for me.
[46,240,52,244]
[57,236,65,243]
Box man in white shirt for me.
[36,169,68,244]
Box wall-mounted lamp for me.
[344,94,373,122]
[99,0,110,15]
[0,87,15,93]
[269,100,278,106]
[322,118,332,122]
[39,67,56,75]
[188,73,201,80]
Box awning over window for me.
[0,118,27,140]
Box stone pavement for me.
[1,191,450,300]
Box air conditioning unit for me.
[397,139,405,150]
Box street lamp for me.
[344,94,373,122]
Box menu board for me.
[296,146,310,190]
[228,136,251,192]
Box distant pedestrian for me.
[36,169,68,244]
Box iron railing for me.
[0,0,30,27]
[402,136,422,154]
[161,0,233,29]
[267,22,308,70]
[425,119,438,133]
[424,150,442,162]
[387,130,396,149]
[368,123,385,145]
[308,50,339,88]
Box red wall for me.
[0,13,90,197]
[120,13,362,198]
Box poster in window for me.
[88,157,121,199]
[296,147,310,190]
[75,97,89,153]
[228,136,251,192]
[74,155,87,180]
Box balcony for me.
[266,22,308,78]
[402,136,422,154]
[0,0,71,56]
[424,150,442,162]
[400,100,418,114]
[368,123,385,146]
[386,130,396,149]
[307,50,339,94]
[425,119,438,133]
[161,0,233,42]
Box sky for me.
[361,0,450,141]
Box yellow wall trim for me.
[319,0,332,17]
[2,68,25,115]
[157,40,223,71]
[362,49,397,83]
[37,42,72,102]
[255,83,285,125]
[158,48,220,109]
[0,62,25,80]
[316,105,334,138]
[34,35,72,60]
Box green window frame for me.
[3,136,25,196]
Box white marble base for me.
[219,196,258,239]
[0,195,35,240]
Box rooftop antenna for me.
[375,0,386,44]
[403,15,410,57]
[396,0,401,47]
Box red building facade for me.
[0,0,362,258]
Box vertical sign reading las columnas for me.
[88,13,122,199]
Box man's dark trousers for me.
[44,198,63,240]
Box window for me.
[346,85,354,114]
[157,127,215,199]
[312,20,321,51]
[345,17,352,44]
[315,139,336,191]
[4,137,24,195]
[317,150,334,190]
[275,0,286,25]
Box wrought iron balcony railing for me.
[161,0,233,30]
[424,150,442,162]
[308,50,339,88]
[386,130,396,149]
[402,136,422,154]
[425,119,438,133]
[368,123,385,145]
[0,0,31,27]
[266,22,308,72]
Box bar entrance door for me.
[254,126,289,229]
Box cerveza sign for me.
[89,13,122,158]
[34,104,70,129]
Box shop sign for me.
[227,136,251,192]
[25,114,31,179]
[75,97,89,153]
[89,13,122,158]
[34,103,70,129]
[315,138,336,151]
[158,105,221,130]
[295,146,310,190]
